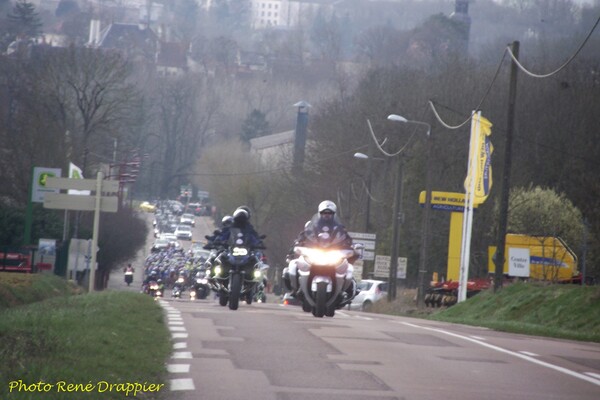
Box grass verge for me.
[371,282,600,343]
[0,288,171,399]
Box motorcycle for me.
[292,231,361,318]
[171,276,186,298]
[190,270,210,300]
[208,229,266,310]
[253,281,267,303]
[147,280,163,299]
[124,271,133,286]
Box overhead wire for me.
[506,15,600,79]
[428,14,600,129]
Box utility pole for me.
[388,156,404,302]
[494,40,520,291]
[417,130,434,307]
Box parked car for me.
[174,225,193,240]
[349,279,388,311]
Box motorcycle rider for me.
[213,206,264,249]
[284,200,358,306]
[123,263,135,286]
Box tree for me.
[7,0,42,39]
[39,46,139,175]
[241,109,271,146]
[498,186,584,253]
[146,76,218,199]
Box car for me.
[159,233,181,249]
[139,201,156,213]
[281,292,302,306]
[180,213,196,227]
[151,238,170,253]
[349,279,388,311]
[191,249,211,262]
[174,225,193,240]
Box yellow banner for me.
[465,114,493,204]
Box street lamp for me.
[356,150,403,301]
[387,114,432,308]
[354,151,384,279]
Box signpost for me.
[373,255,407,279]
[44,173,118,292]
[348,232,376,261]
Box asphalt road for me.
[107,212,600,399]
[160,298,600,400]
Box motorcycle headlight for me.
[177,277,185,283]
[253,270,262,279]
[303,249,345,266]
[214,266,222,276]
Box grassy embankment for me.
[0,273,171,400]
[373,282,600,343]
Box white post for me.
[458,112,481,302]
[88,171,103,292]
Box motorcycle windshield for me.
[303,214,349,249]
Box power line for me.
[506,15,600,79]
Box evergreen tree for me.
[7,0,43,39]
[241,109,271,148]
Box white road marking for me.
[173,342,187,349]
[168,326,186,331]
[401,322,600,387]
[170,378,195,391]
[171,333,189,339]
[519,351,539,357]
[171,351,193,359]
[168,320,184,325]
[585,372,600,380]
[167,364,190,373]
[469,336,486,340]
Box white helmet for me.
[318,200,337,214]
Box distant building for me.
[449,0,471,53]
[250,0,336,30]
[250,130,295,164]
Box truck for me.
[424,234,580,307]
[488,234,578,283]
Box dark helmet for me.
[237,205,251,219]
[233,207,249,225]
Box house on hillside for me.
[250,130,295,164]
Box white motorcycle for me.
[291,231,361,318]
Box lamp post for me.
[356,150,403,300]
[387,114,432,308]
[354,151,381,279]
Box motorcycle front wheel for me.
[229,274,242,310]
[219,293,228,306]
[314,281,327,318]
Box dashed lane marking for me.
[170,378,195,391]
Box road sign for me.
[349,232,376,240]
[32,167,62,203]
[46,177,119,193]
[419,191,479,212]
[197,190,210,199]
[373,255,407,279]
[44,193,118,212]
[349,232,376,260]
